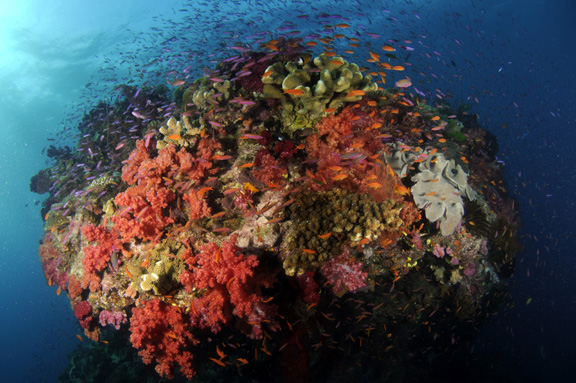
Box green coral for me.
[283,189,403,276]
[261,53,378,132]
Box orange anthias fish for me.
[332,174,348,181]
[284,88,305,96]
[346,89,366,98]
[394,183,411,196]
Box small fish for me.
[395,78,412,88]
[318,233,332,239]
[335,23,350,28]
[210,358,226,367]
[213,227,232,233]
[240,162,255,168]
[332,174,348,181]
[240,134,264,140]
[198,186,213,196]
[212,155,233,160]
[261,297,274,303]
[392,65,405,71]
[226,277,235,291]
[223,187,241,195]
[211,211,227,219]
[358,238,370,246]
[167,134,182,140]
[302,248,317,254]
[170,79,186,86]
[382,45,396,51]
[237,358,249,365]
[346,89,366,98]
[216,345,226,359]
[262,70,274,77]
[284,88,305,96]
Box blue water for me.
[1,0,574,381]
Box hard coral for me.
[284,189,403,275]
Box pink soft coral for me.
[321,250,368,297]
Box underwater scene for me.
[1,0,575,382]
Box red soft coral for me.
[182,188,211,220]
[252,149,287,187]
[129,299,197,380]
[114,137,223,242]
[81,224,122,274]
[73,300,94,329]
[112,182,175,242]
[180,235,276,338]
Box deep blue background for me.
[0,0,574,381]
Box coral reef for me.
[33,41,520,382]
